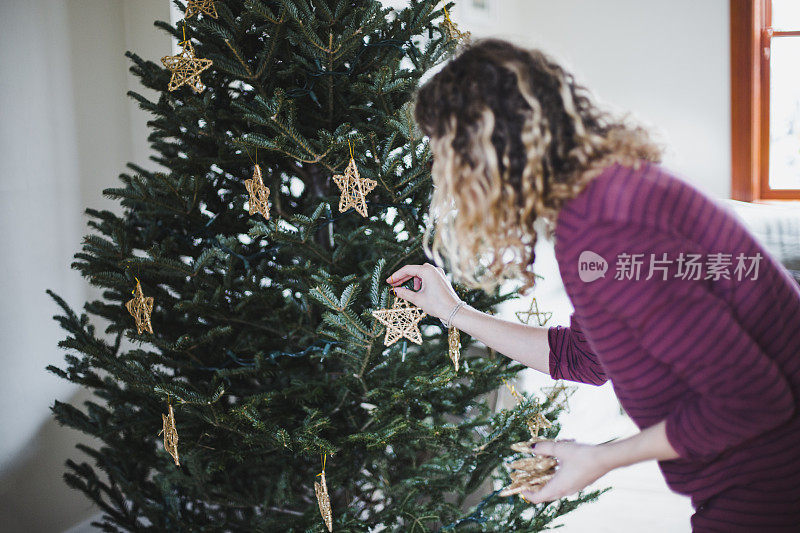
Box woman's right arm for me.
[386,262,608,385]
[449,302,552,375]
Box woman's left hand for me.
[521,439,612,503]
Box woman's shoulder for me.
[554,159,719,246]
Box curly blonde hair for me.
[414,38,666,295]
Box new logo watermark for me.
[578,251,608,282]
[578,251,763,282]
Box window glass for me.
[772,0,800,30]
[768,35,800,190]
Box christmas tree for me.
[47,1,607,530]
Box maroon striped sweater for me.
[547,160,800,529]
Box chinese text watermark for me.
[578,250,763,283]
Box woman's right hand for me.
[385,263,463,322]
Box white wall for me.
[456,0,732,198]
[0,1,170,531]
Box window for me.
[731,0,800,201]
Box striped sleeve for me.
[571,222,796,462]
[548,312,609,385]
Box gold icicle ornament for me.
[447,326,461,372]
[126,277,154,334]
[332,143,377,218]
[161,39,213,94]
[314,454,333,532]
[502,378,552,441]
[515,297,553,326]
[440,5,471,44]
[185,0,218,19]
[158,401,180,466]
[371,295,427,346]
[244,164,271,219]
[499,439,559,498]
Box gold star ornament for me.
[244,164,271,219]
[515,297,553,326]
[372,296,426,346]
[126,277,154,334]
[333,156,377,218]
[185,0,218,19]
[161,40,213,94]
[158,402,180,466]
[314,458,333,532]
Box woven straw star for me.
[244,164,270,219]
[333,156,376,218]
[126,278,154,334]
[158,403,180,466]
[542,381,576,413]
[185,0,218,19]
[314,469,333,532]
[372,296,426,346]
[161,40,213,94]
[515,297,553,326]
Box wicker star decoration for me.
[161,40,213,94]
[158,403,180,466]
[372,296,427,346]
[125,278,154,334]
[314,468,333,532]
[542,381,576,413]
[333,156,377,218]
[515,297,553,326]
[244,164,270,219]
[185,0,218,19]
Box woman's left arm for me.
[521,420,678,503]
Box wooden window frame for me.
[730,0,800,201]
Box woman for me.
[386,38,800,531]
